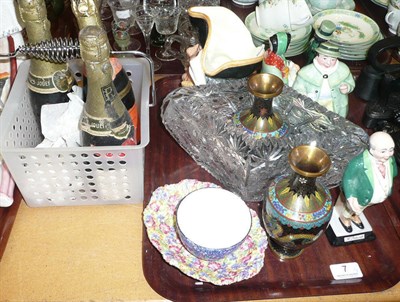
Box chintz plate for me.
[143,179,269,286]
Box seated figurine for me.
[261,32,299,87]
[338,131,397,233]
[292,42,355,118]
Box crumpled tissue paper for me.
[36,85,84,148]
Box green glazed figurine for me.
[305,20,336,65]
[292,42,355,117]
[261,32,299,87]
[338,131,397,233]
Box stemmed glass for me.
[108,0,141,51]
[135,6,162,71]
[127,0,142,36]
[144,0,181,61]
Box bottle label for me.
[28,69,73,94]
[116,9,130,19]
[81,80,136,138]
[80,111,133,141]
[101,83,118,104]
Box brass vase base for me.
[268,238,304,260]
[233,110,289,139]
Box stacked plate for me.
[245,12,313,57]
[370,0,388,7]
[313,9,383,61]
[306,0,356,15]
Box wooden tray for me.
[142,75,400,302]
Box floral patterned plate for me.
[370,0,388,7]
[143,179,269,286]
[313,9,380,45]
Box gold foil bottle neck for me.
[71,0,102,28]
[79,26,110,63]
[18,0,48,22]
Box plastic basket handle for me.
[111,50,157,107]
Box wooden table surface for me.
[1,0,400,301]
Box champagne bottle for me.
[18,0,74,129]
[71,0,139,142]
[79,25,137,146]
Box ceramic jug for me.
[255,0,312,31]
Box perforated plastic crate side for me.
[0,58,150,207]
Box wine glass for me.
[144,0,181,61]
[135,6,162,71]
[154,6,181,61]
[108,0,141,50]
[127,0,142,36]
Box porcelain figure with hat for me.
[292,42,355,117]
[305,20,336,65]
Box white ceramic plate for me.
[328,31,383,53]
[331,30,382,47]
[286,44,310,57]
[340,53,367,61]
[370,0,388,7]
[313,9,380,45]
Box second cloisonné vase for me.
[262,145,333,260]
[233,73,288,138]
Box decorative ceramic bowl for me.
[175,187,252,261]
[188,6,264,78]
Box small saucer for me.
[370,0,388,7]
[143,179,269,286]
[232,0,257,5]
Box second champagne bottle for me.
[71,0,140,142]
[79,25,137,146]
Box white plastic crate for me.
[0,58,150,207]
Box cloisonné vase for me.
[262,145,333,260]
[233,73,288,138]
